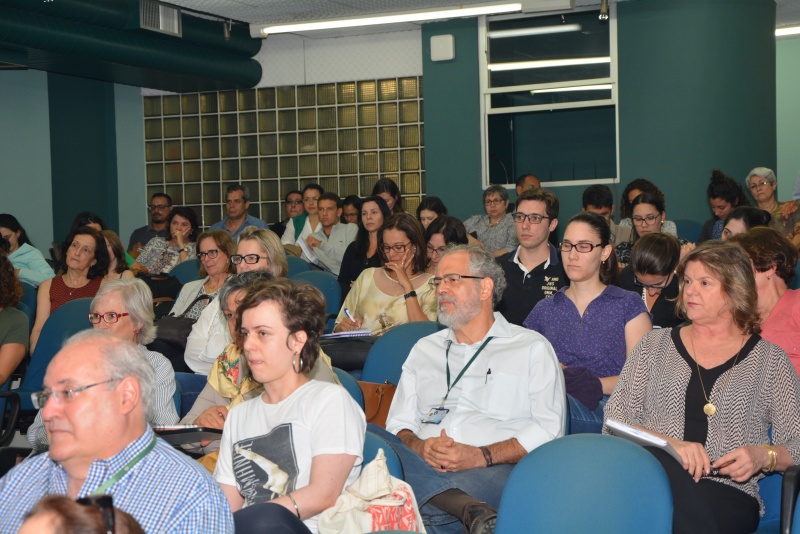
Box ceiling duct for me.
[139,0,182,37]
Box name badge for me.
[421,407,449,424]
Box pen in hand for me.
[344,307,356,322]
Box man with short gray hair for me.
[375,245,565,534]
[209,184,268,241]
[0,330,233,533]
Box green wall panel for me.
[777,37,800,200]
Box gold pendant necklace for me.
[688,329,745,417]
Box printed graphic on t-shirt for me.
[232,423,299,506]
[542,275,561,298]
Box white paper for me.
[605,419,681,462]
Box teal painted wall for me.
[777,37,800,201]
[0,70,53,248]
[114,84,146,244]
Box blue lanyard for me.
[443,337,494,403]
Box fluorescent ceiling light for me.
[776,26,800,37]
[532,84,612,94]
[255,3,521,35]
[489,56,610,71]
[488,24,581,38]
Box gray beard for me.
[438,294,481,330]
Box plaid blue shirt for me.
[0,427,234,533]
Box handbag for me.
[318,448,425,533]
[357,380,397,428]
[154,294,212,348]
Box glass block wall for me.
[143,77,425,228]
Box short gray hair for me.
[746,167,776,187]
[440,245,507,307]
[483,184,509,204]
[64,330,156,422]
[219,270,274,312]
[227,183,250,203]
[91,279,156,345]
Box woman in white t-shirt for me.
[214,278,365,534]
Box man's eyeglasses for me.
[77,495,115,534]
[147,204,170,211]
[197,249,220,260]
[285,199,302,205]
[631,214,661,226]
[31,378,121,409]
[558,242,603,253]
[749,179,771,190]
[513,213,550,224]
[381,243,412,254]
[429,273,486,287]
[230,254,267,265]
[88,312,130,324]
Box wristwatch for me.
[403,290,417,300]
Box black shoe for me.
[462,501,497,534]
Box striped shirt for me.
[0,427,234,533]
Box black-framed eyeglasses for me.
[484,198,505,206]
[429,273,486,287]
[77,494,115,534]
[197,249,220,260]
[513,212,550,224]
[147,204,170,211]
[88,312,130,324]
[230,254,267,265]
[31,378,122,409]
[631,214,661,226]
[427,245,448,257]
[381,243,412,254]
[558,242,604,253]
[633,276,671,290]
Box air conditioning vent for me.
[140,0,182,37]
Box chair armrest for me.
[0,392,21,448]
[781,464,800,534]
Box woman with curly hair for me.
[0,246,27,386]
[130,206,198,274]
[696,170,749,243]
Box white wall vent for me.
[140,0,182,37]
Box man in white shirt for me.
[377,245,565,534]
[306,192,358,275]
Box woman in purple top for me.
[524,212,651,433]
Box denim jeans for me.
[567,394,609,434]
[368,425,514,534]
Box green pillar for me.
[617,0,776,221]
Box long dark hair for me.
[354,196,391,257]
[0,214,32,247]
[620,179,665,219]
[69,211,107,233]
[378,213,428,274]
[371,178,403,213]
[565,212,618,286]
[167,207,200,243]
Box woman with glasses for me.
[745,167,800,248]
[171,230,235,320]
[184,227,288,375]
[424,215,469,274]
[337,196,391,300]
[463,185,518,257]
[334,213,437,335]
[618,179,678,237]
[27,279,179,452]
[617,232,682,328]
[525,212,651,433]
[340,195,361,226]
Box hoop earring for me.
[292,352,302,374]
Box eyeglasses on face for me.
[427,245,448,257]
[197,249,220,260]
[513,212,550,224]
[285,199,302,205]
[147,204,170,211]
[230,254,267,265]
[77,494,115,534]
[381,242,411,254]
[429,273,486,287]
[31,378,121,409]
[749,179,771,190]
[633,277,670,290]
[558,242,603,253]
[484,198,505,206]
[88,312,130,324]
[631,214,661,226]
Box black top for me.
[696,217,717,244]
[271,218,290,239]
[337,241,381,301]
[127,225,167,252]
[617,266,681,329]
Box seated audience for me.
[507,174,541,213]
[0,330,233,533]
[417,196,448,229]
[337,196,391,300]
[745,167,800,248]
[496,188,567,326]
[31,227,109,353]
[373,245,565,533]
[0,248,27,386]
[525,212,651,434]
[271,190,304,239]
[372,177,404,214]
[730,227,800,376]
[27,279,179,452]
[425,215,469,274]
[696,169,749,243]
[618,178,678,236]
[306,192,358,275]
[334,214,437,335]
[464,185,518,256]
[617,233,682,328]
[581,184,633,247]
[130,206,198,274]
[208,184,268,241]
[605,241,800,534]
[101,230,135,284]
[340,195,361,225]
[128,193,172,253]
[281,184,323,254]
[184,227,287,375]
[214,279,365,534]
[616,192,693,267]
[19,495,144,534]
[173,230,235,320]
[721,206,772,239]
[0,213,53,287]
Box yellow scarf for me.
[207,342,260,409]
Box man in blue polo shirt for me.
[208,184,269,241]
